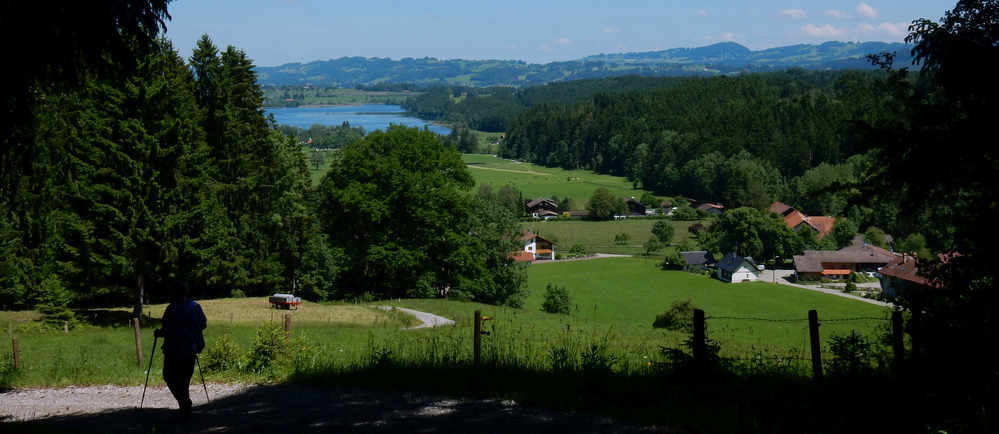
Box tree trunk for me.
[133,273,145,319]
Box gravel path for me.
[0,383,678,433]
[377,306,455,329]
[760,270,893,307]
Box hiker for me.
[154,280,207,419]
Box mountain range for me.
[255,41,912,88]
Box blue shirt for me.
[161,299,207,357]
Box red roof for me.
[697,202,724,211]
[804,216,836,240]
[879,255,933,287]
[784,210,808,229]
[821,269,851,275]
[769,201,793,216]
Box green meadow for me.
[520,219,704,256]
[463,154,649,206]
[1,258,889,389]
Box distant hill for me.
[255,41,912,88]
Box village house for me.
[793,238,896,281]
[878,252,956,297]
[681,250,716,272]
[625,197,648,216]
[717,253,761,282]
[696,202,725,215]
[525,198,558,219]
[769,201,836,240]
[511,230,556,263]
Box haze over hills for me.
[255,41,912,88]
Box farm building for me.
[681,250,716,272]
[526,198,559,219]
[512,230,556,262]
[769,201,836,240]
[696,202,725,215]
[717,253,761,282]
[625,197,648,216]
[793,238,896,280]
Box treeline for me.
[501,71,894,202]
[401,76,682,132]
[0,36,526,314]
[275,122,366,149]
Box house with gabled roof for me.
[512,230,555,262]
[769,202,836,240]
[878,252,957,297]
[696,202,725,215]
[681,250,716,272]
[793,238,897,280]
[526,198,558,219]
[625,197,648,216]
[717,253,761,282]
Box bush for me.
[844,281,858,293]
[36,275,76,329]
[541,283,572,314]
[202,334,242,373]
[653,299,697,332]
[568,243,588,257]
[661,250,687,270]
[229,288,246,298]
[828,330,875,377]
[245,325,290,373]
[613,233,631,245]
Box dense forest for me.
[0,35,526,315]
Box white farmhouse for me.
[716,253,761,283]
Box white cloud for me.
[878,21,909,36]
[698,9,708,17]
[720,32,736,41]
[856,2,879,19]
[824,9,850,19]
[857,23,876,33]
[780,9,807,19]
[602,27,621,34]
[801,24,847,38]
[556,37,571,45]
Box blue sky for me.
[165,0,957,66]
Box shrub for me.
[541,283,572,314]
[653,299,697,332]
[613,232,630,245]
[661,250,686,270]
[245,325,290,373]
[202,334,242,373]
[36,275,76,329]
[229,288,246,298]
[568,243,588,257]
[828,330,875,377]
[844,281,858,293]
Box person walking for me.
[154,280,207,419]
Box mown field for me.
[520,219,703,256]
[462,154,649,206]
[1,258,889,390]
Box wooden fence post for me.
[11,336,19,370]
[284,314,292,341]
[692,309,706,371]
[63,321,68,334]
[473,310,482,365]
[808,309,823,383]
[910,297,922,369]
[132,318,143,369]
[891,310,905,375]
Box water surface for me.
[265,104,450,135]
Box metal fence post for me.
[808,309,823,383]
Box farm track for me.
[0,383,676,433]
[466,164,552,176]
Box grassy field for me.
[462,154,650,206]
[520,219,704,256]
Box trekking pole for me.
[140,334,159,409]
[196,354,210,402]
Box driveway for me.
[759,270,893,307]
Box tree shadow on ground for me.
[73,309,162,329]
[4,384,674,434]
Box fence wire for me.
[705,316,887,323]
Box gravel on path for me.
[1,383,679,433]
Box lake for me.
[265,104,451,135]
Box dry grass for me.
[135,298,401,326]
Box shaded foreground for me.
[1,383,673,433]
